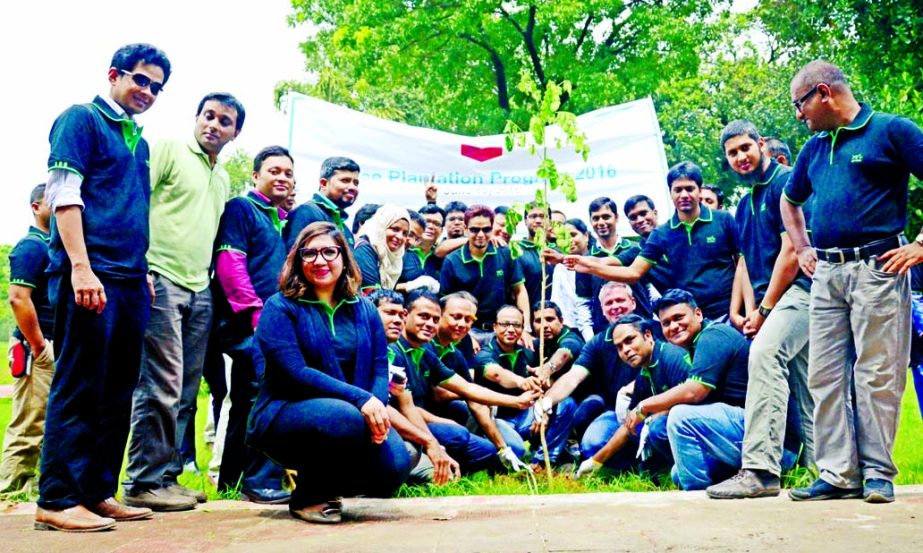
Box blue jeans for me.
[125,274,213,492]
[494,419,526,458]
[580,410,669,471]
[572,394,606,441]
[256,398,411,508]
[666,403,745,490]
[39,275,150,510]
[428,422,498,473]
[500,398,577,464]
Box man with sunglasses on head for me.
[122,93,245,512]
[439,205,531,345]
[283,156,360,252]
[212,146,294,505]
[36,43,171,532]
[781,60,923,504]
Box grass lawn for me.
[0,342,921,499]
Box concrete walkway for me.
[2,486,922,552]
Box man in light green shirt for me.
[124,93,244,512]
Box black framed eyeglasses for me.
[300,246,342,262]
[495,321,523,330]
[793,83,823,112]
[120,70,165,95]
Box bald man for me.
[781,59,923,504]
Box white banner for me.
[285,93,672,235]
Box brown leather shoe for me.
[34,505,116,532]
[91,497,154,521]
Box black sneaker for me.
[788,478,862,501]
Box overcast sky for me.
[0,0,307,245]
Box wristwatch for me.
[915,232,923,247]
[758,304,773,317]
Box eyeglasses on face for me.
[495,321,523,330]
[300,246,342,262]
[468,226,492,235]
[120,70,165,95]
[793,83,823,112]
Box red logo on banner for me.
[460,144,503,162]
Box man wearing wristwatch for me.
[707,120,815,500]
[530,300,585,387]
[781,60,923,504]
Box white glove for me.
[532,396,553,422]
[405,275,440,294]
[576,458,603,479]
[498,446,531,473]
[615,386,632,425]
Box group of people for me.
[2,43,923,532]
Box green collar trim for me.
[297,295,359,335]
[410,246,433,265]
[434,340,457,360]
[669,205,714,230]
[313,193,350,222]
[639,342,663,379]
[747,161,782,214]
[589,238,630,257]
[397,337,426,374]
[245,193,285,234]
[460,242,497,264]
[27,226,51,243]
[691,319,715,350]
[817,103,875,137]
[91,96,143,154]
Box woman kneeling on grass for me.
[247,222,411,524]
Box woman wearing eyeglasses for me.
[247,222,411,524]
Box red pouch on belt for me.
[8,338,31,378]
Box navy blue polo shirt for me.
[576,239,653,332]
[9,227,54,341]
[353,238,381,291]
[517,240,554,307]
[400,246,442,282]
[389,337,456,407]
[628,341,691,409]
[640,206,740,320]
[283,192,355,253]
[474,337,536,418]
[533,326,585,374]
[439,243,525,327]
[736,160,812,298]
[215,190,287,302]
[433,339,473,381]
[572,325,640,406]
[784,104,923,248]
[687,320,749,408]
[47,96,151,278]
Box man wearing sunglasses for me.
[439,205,531,346]
[123,93,245,512]
[36,44,171,532]
[781,60,923,504]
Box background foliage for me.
[279,0,921,229]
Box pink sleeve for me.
[216,250,263,315]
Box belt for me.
[815,235,905,264]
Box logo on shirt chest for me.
[706,236,716,244]
[851,153,863,164]
[496,269,504,277]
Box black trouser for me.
[38,274,149,510]
[218,341,285,493]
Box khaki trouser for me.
[0,339,55,498]
[741,285,815,475]
[809,257,910,488]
